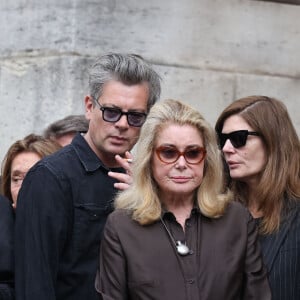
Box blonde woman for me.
[96,99,270,300]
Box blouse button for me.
[187,279,195,284]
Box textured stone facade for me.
[0,0,299,162]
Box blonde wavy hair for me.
[115,99,232,225]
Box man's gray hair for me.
[44,114,89,139]
[89,53,161,111]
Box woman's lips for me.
[227,161,239,168]
[171,176,191,183]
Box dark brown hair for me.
[1,134,61,202]
[215,96,300,234]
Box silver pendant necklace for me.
[160,217,190,256]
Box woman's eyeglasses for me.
[155,146,206,164]
[94,100,147,127]
[218,130,260,149]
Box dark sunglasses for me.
[94,101,147,127]
[155,145,206,164]
[218,130,260,149]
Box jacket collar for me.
[71,133,108,172]
[262,200,300,271]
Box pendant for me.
[176,241,190,256]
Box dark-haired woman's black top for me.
[257,200,300,300]
[0,195,14,299]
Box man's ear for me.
[85,95,94,120]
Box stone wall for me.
[0,0,299,162]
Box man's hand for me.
[108,151,133,190]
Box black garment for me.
[0,196,14,299]
[15,133,124,300]
[257,200,300,300]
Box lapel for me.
[263,204,299,272]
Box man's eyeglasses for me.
[155,145,206,164]
[218,130,260,149]
[94,101,147,127]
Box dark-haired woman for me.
[215,95,300,300]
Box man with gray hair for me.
[44,114,89,146]
[15,53,161,300]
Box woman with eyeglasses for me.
[95,99,270,300]
[1,133,61,208]
[215,95,300,300]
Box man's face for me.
[84,80,149,167]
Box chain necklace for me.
[160,217,190,256]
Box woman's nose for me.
[222,139,235,152]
